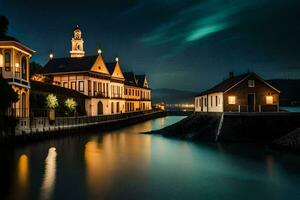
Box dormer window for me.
[248,80,255,87]
[4,51,11,71]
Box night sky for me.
[1,0,300,91]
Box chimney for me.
[229,72,234,78]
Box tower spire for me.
[70,25,85,58]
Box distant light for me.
[15,63,19,68]
[115,56,119,62]
[49,53,54,60]
[97,49,102,54]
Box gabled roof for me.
[39,55,98,74]
[136,75,146,87]
[0,34,35,54]
[195,72,280,97]
[123,72,137,86]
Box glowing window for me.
[266,96,274,105]
[228,96,236,104]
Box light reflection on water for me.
[39,147,57,200]
[2,116,300,200]
[18,154,29,188]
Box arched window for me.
[4,51,11,71]
[21,57,27,79]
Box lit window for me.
[4,51,11,71]
[79,81,84,92]
[248,80,255,87]
[228,96,236,104]
[63,82,68,88]
[266,96,274,105]
[71,82,76,90]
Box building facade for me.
[37,26,151,116]
[123,72,151,112]
[195,72,280,112]
[0,35,35,128]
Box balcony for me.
[94,91,109,98]
[111,93,123,99]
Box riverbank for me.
[147,112,300,146]
[0,111,166,145]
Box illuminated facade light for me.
[97,49,102,54]
[266,95,274,105]
[115,56,119,62]
[49,53,54,60]
[228,96,236,105]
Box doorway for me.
[97,101,103,115]
[247,93,255,112]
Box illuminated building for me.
[37,26,152,116]
[195,72,280,112]
[123,72,151,112]
[0,34,35,128]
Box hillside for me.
[152,88,197,104]
[268,79,300,106]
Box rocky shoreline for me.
[147,112,300,150]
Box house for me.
[0,34,35,128]
[123,72,151,112]
[37,26,151,116]
[194,72,280,112]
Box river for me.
[1,116,300,200]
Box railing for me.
[7,108,30,118]
[111,94,123,99]
[225,104,279,112]
[7,78,30,87]
[94,92,109,98]
[25,110,157,131]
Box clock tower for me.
[70,25,85,58]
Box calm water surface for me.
[1,116,300,200]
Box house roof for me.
[39,55,98,74]
[0,34,35,54]
[195,72,280,97]
[123,72,137,86]
[136,75,146,87]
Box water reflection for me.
[2,116,300,200]
[18,154,29,188]
[85,121,153,199]
[40,147,57,200]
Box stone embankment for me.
[1,111,166,145]
[149,112,300,145]
[272,128,300,150]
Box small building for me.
[0,34,35,128]
[195,72,280,112]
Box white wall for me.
[207,92,223,112]
[195,93,223,112]
[194,95,208,112]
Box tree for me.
[46,94,59,109]
[0,15,9,36]
[65,98,77,116]
[0,76,19,113]
[0,76,19,134]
